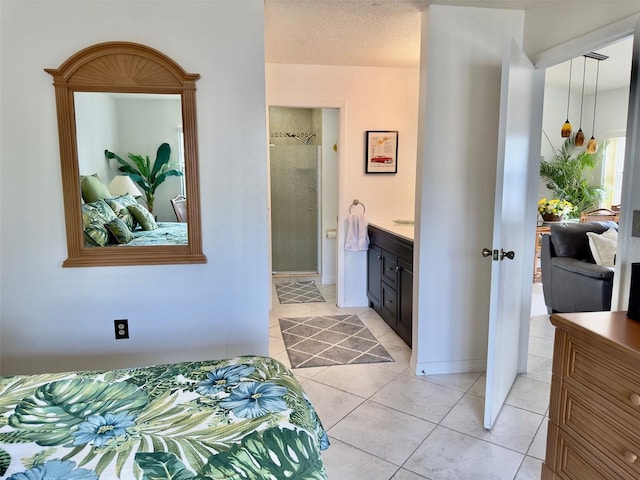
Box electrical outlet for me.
[114,319,129,339]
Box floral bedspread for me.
[0,356,329,479]
[127,222,188,246]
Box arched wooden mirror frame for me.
[46,41,206,267]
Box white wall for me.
[0,0,270,374]
[524,2,640,57]
[413,5,525,375]
[75,92,119,185]
[114,95,183,222]
[321,109,339,285]
[266,64,419,306]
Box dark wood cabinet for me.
[367,225,413,347]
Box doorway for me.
[268,106,339,283]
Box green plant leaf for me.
[128,154,152,179]
[136,452,196,480]
[0,448,10,476]
[200,427,326,480]
[8,379,149,446]
[150,143,172,180]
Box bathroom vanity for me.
[367,223,414,347]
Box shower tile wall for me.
[270,107,321,274]
[270,107,320,145]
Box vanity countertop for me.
[368,222,415,242]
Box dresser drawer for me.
[562,335,640,419]
[552,425,635,480]
[557,383,640,478]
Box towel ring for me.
[349,199,366,214]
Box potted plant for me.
[539,133,605,218]
[105,143,183,214]
[537,198,574,221]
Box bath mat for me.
[275,281,325,304]
[279,314,394,368]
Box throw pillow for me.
[105,217,134,244]
[83,221,110,247]
[84,199,118,224]
[128,204,158,231]
[104,194,139,230]
[587,228,617,267]
[80,174,112,203]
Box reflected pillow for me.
[587,228,617,267]
[105,217,134,244]
[128,204,158,231]
[80,174,111,203]
[83,221,109,247]
[84,199,118,224]
[104,194,139,230]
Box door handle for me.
[500,249,515,260]
[482,248,499,261]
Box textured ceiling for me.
[264,0,537,68]
[264,0,633,92]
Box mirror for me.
[46,42,206,267]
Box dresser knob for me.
[631,393,640,406]
[625,451,637,464]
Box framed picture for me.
[365,130,398,174]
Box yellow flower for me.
[538,198,573,216]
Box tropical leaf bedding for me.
[0,356,329,479]
[127,222,188,246]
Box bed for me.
[0,356,329,479]
[126,221,187,246]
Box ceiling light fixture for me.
[561,59,573,138]
[586,52,608,154]
[575,56,587,146]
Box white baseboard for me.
[412,359,486,376]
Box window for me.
[602,136,625,208]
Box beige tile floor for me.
[269,281,552,480]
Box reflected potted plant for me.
[105,143,182,214]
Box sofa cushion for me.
[551,257,614,280]
[550,221,617,262]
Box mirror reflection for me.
[75,92,188,247]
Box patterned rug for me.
[275,281,325,304]
[279,314,394,368]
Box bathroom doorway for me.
[268,107,339,281]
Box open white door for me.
[484,38,544,429]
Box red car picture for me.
[370,156,393,164]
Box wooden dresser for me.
[542,311,640,479]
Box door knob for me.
[500,249,515,260]
[482,248,493,257]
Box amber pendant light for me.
[575,56,586,146]
[586,53,606,154]
[561,59,573,137]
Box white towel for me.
[344,213,369,251]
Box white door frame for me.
[530,14,640,312]
[266,98,348,307]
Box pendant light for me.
[561,59,573,138]
[575,56,586,146]
[587,53,606,154]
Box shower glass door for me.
[270,144,319,273]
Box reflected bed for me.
[0,356,329,479]
[127,221,188,246]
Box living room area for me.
[535,34,633,315]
